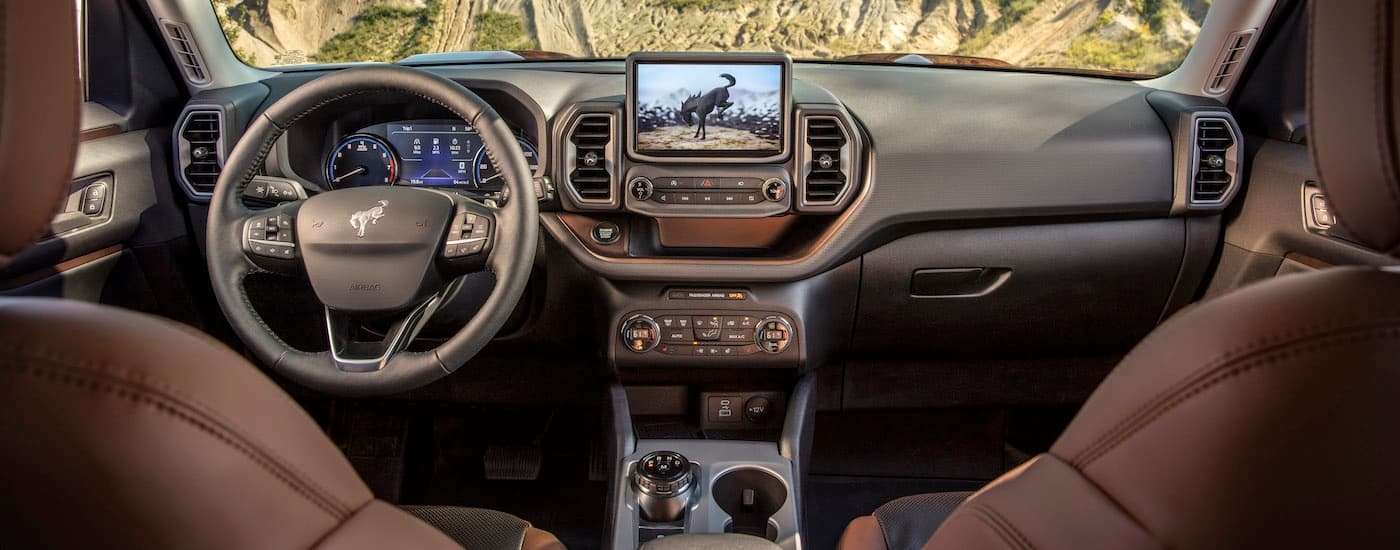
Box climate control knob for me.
[620,314,661,353]
[629,177,654,201]
[754,316,794,354]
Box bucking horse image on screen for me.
[679,73,735,140]
[635,66,782,152]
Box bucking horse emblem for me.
[349,200,388,238]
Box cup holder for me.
[712,468,788,542]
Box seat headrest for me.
[0,2,81,268]
[1309,1,1400,255]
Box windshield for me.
[212,0,1209,77]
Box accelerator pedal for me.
[483,445,543,481]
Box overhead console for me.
[552,53,864,258]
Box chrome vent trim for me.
[564,113,617,205]
[1189,115,1240,206]
[160,20,211,85]
[1205,30,1254,95]
[175,108,224,200]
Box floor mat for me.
[806,476,984,550]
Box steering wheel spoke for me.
[239,200,305,274]
[324,283,452,372]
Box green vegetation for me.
[317,1,441,63]
[1057,28,1189,74]
[651,0,743,11]
[471,11,537,51]
[956,0,1043,56]
[215,3,257,65]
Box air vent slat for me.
[1206,30,1254,94]
[802,116,851,206]
[1190,116,1238,204]
[177,110,223,197]
[567,114,614,203]
[161,21,211,85]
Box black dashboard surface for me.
[193,60,1179,282]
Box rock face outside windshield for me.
[213,0,1209,76]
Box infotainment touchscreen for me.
[629,54,789,159]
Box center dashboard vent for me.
[1191,117,1238,204]
[566,114,615,204]
[176,109,224,199]
[801,115,851,206]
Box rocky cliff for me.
[215,0,1206,74]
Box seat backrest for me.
[924,2,1400,549]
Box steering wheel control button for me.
[621,315,661,353]
[443,209,490,259]
[591,221,621,244]
[246,213,298,259]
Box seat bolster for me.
[317,501,461,549]
[838,515,889,550]
[925,455,1159,550]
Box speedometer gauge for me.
[326,134,398,189]
[472,138,540,190]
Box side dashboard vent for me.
[161,21,211,85]
[176,109,224,198]
[566,114,615,203]
[1191,117,1238,204]
[802,116,850,205]
[1205,30,1254,95]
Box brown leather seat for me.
[0,4,560,549]
[840,2,1400,549]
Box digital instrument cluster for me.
[324,120,539,193]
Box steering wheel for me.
[206,66,538,397]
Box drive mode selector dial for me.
[629,177,654,201]
[754,316,793,354]
[621,314,661,353]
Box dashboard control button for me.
[754,316,793,354]
[662,328,693,342]
[620,315,661,353]
[655,192,671,203]
[698,193,717,204]
[720,193,740,203]
[591,221,620,244]
[693,315,721,330]
[629,177,654,201]
[762,179,786,202]
[721,329,754,343]
[675,193,694,203]
[695,327,721,341]
[661,177,691,189]
[741,192,761,203]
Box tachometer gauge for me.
[326,134,398,189]
[472,138,540,190]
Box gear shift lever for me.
[632,450,694,522]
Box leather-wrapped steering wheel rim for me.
[206,65,538,397]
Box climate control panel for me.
[617,310,797,366]
[622,165,791,218]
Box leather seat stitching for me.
[1074,324,1400,468]
[966,504,1034,550]
[1072,312,1400,465]
[4,348,358,519]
